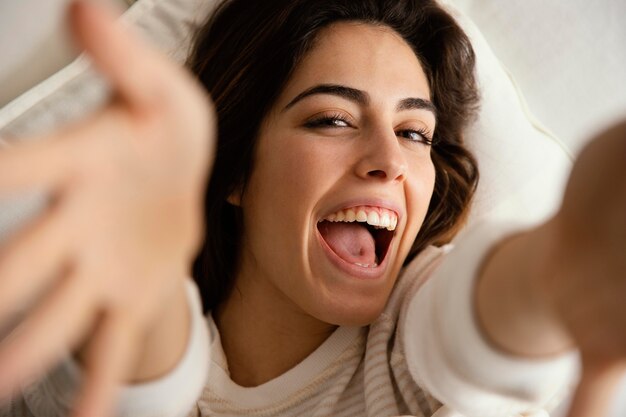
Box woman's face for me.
[234,23,436,326]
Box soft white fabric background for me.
[0,0,624,416]
[0,0,127,107]
[452,0,626,155]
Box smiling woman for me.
[185,0,482,399]
[216,21,443,331]
[1,0,626,417]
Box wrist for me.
[475,218,575,358]
[128,278,191,382]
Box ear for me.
[227,185,243,206]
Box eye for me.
[303,113,353,129]
[396,127,433,146]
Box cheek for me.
[404,156,436,237]
[253,136,343,209]
[242,136,337,254]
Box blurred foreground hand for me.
[548,120,626,417]
[0,1,214,416]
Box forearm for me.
[75,278,191,383]
[475,216,574,358]
[403,220,578,416]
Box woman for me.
[0,1,624,416]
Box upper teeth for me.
[322,206,398,231]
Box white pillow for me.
[0,0,572,242]
[437,0,572,229]
[451,0,626,155]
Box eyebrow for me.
[282,83,436,116]
[283,84,368,110]
[396,97,437,115]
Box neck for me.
[214,272,336,387]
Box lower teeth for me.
[354,262,378,268]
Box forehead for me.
[275,22,431,107]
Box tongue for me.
[318,221,377,265]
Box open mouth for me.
[317,206,397,269]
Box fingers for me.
[0,129,79,192]
[566,359,626,417]
[0,273,96,402]
[0,201,72,323]
[69,0,189,111]
[72,313,138,417]
[0,106,136,194]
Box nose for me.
[354,127,408,182]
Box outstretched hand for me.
[476,119,626,417]
[0,1,214,416]
[540,121,626,417]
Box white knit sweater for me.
[0,221,579,417]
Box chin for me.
[313,294,390,327]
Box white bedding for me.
[0,0,128,107]
[454,0,626,155]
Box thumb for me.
[68,0,185,110]
[566,358,626,417]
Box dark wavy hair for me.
[187,0,480,313]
